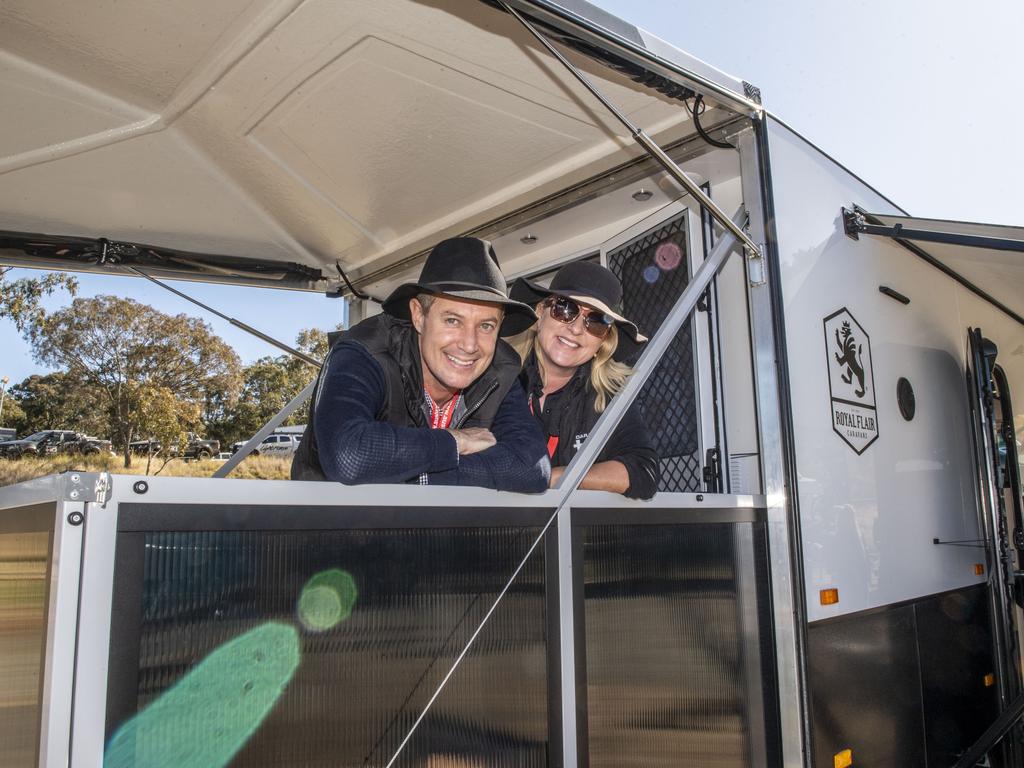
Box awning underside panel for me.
[846,209,1024,320]
[0,0,744,289]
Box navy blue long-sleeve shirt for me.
[314,342,549,492]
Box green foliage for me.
[0,270,78,333]
[8,373,109,436]
[26,295,242,466]
[0,393,25,433]
[10,283,334,455]
[134,384,202,475]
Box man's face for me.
[410,295,503,401]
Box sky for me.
[2,0,1022,389]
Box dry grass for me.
[0,453,291,487]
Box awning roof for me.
[844,208,1024,325]
[0,0,750,291]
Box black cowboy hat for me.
[510,260,648,344]
[382,237,537,336]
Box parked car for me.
[128,433,219,459]
[128,438,163,455]
[250,433,301,458]
[0,430,113,458]
[182,434,219,460]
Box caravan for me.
[1,1,1023,766]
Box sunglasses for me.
[545,296,614,339]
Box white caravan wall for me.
[767,119,986,622]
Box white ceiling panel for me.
[0,130,304,261]
[0,52,146,158]
[249,35,589,243]
[0,0,262,109]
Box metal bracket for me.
[742,81,762,105]
[62,471,111,504]
[746,242,767,286]
[842,206,866,240]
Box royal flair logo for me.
[823,308,878,454]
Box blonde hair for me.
[511,323,634,413]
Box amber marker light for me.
[820,588,839,606]
[834,748,853,768]
[984,673,996,687]
[974,563,985,576]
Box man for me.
[291,237,550,491]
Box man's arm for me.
[428,384,550,492]
[315,343,459,484]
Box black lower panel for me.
[808,585,997,768]
[582,523,776,767]
[106,528,550,767]
[916,587,998,767]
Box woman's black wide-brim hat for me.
[510,261,648,344]
[382,237,537,336]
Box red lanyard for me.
[427,391,460,429]
[528,396,560,458]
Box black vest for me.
[519,352,599,468]
[291,314,523,481]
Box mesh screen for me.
[608,215,702,492]
[109,528,549,767]
[0,530,51,768]
[582,524,759,767]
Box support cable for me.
[126,266,321,368]
[382,208,746,768]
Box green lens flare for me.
[297,568,358,631]
[104,622,300,768]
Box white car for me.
[252,433,301,458]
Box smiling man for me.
[291,237,550,491]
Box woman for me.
[510,261,659,499]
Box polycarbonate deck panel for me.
[105,526,551,767]
[0,503,56,768]
[579,520,775,767]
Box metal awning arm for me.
[843,206,1024,253]
[554,207,747,496]
[499,1,760,260]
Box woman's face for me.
[534,297,607,378]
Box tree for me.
[1,396,26,434]
[8,373,109,436]
[27,296,241,466]
[0,269,77,332]
[133,384,201,475]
